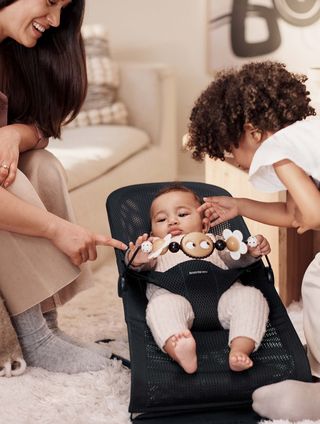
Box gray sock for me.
[12,305,108,374]
[43,309,112,358]
[252,379,320,421]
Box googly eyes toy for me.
[141,231,257,260]
[141,240,153,253]
[247,236,258,248]
[179,232,214,259]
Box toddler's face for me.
[150,191,204,239]
[230,126,273,171]
[230,131,258,171]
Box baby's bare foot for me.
[166,330,197,374]
[229,351,253,372]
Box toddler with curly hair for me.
[186,60,320,421]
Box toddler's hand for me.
[197,196,239,228]
[248,234,271,257]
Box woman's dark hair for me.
[187,61,316,161]
[0,0,87,138]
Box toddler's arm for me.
[274,159,320,233]
[198,197,295,229]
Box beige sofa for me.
[47,62,177,269]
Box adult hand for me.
[48,218,127,266]
[248,234,271,257]
[197,196,239,227]
[0,126,20,188]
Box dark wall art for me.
[207,0,320,73]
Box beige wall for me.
[84,0,211,180]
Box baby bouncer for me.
[106,181,312,424]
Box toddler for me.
[186,60,320,420]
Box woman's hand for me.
[47,217,127,266]
[0,126,21,188]
[128,233,152,267]
[248,234,271,257]
[198,196,239,227]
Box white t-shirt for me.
[248,116,320,193]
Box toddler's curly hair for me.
[187,61,316,161]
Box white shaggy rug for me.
[0,258,318,424]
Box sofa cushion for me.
[67,25,128,128]
[47,126,150,191]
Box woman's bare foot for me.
[164,330,197,374]
[229,351,253,371]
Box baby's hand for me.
[248,234,271,257]
[128,233,152,266]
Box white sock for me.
[43,309,112,358]
[252,380,320,421]
[12,305,108,374]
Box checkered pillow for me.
[68,25,128,128]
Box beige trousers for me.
[302,252,320,377]
[146,282,269,352]
[0,149,92,316]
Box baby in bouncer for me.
[127,184,270,374]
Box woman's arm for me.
[10,123,49,152]
[274,159,320,233]
[0,187,127,266]
[0,124,48,188]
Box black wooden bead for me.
[169,241,180,253]
[215,239,226,251]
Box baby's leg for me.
[146,291,197,373]
[218,282,269,372]
[164,330,197,374]
[229,336,255,371]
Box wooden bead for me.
[226,236,240,252]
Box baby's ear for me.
[202,219,210,233]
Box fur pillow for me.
[67,25,128,128]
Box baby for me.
[127,185,270,374]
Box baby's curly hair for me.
[187,61,316,161]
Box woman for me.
[0,0,127,375]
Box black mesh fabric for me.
[106,182,312,422]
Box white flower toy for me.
[222,229,248,260]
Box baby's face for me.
[150,191,204,239]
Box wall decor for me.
[207,0,320,74]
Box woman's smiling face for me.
[0,0,71,46]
